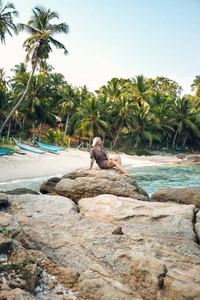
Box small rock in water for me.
[0,193,8,206]
[112,227,123,235]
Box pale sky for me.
[1,0,200,94]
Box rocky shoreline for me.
[0,169,200,299]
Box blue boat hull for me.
[36,141,64,151]
[0,149,10,156]
[13,138,45,154]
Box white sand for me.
[0,148,184,182]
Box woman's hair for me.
[92,137,101,147]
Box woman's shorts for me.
[98,160,108,169]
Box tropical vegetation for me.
[0,1,200,151]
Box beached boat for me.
[13,138,45,154]
[36,141,64,152]
[0,146,17,155]
[0,149,11,156]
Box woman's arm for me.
[106,152,110,161]
[86,157,95,170]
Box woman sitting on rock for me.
[86,137,132,176]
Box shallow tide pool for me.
[127,164,200,196]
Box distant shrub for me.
[135,149,153,156]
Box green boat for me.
[0,146,17,155]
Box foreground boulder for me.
[4,193,200,299]
[40,177,61,194]
[78,194,197,242]
[151,187,200,209]
[51,169,149,203]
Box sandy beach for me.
[0,148,185,182]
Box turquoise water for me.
[127,164,200,196]
[0,165,199,196]
[0,173,65,194]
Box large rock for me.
[40,177,61,194]
[0,211,21,253]
[54,169,149,203]
[5,193,200,299]
[187,155,200,162]
[195,210,200,241]
[78,194,197,242]
[163,266,200,300]
[0,286,38,300]
[129,257,167,299]
[151,187,200,208]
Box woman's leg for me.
[107,160,132,176]
[110,155,122,165]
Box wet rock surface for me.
[151,187,200,208]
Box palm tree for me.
[11,62,27,76]
[98,78,124,102]
[130,74,151,107]
[0,0,18,44]
[58,84,78,142]
[128,104,161,148]
[49,72,66,111]
[73,96,108,145]
[191,75,200,98]
[0,6,68,137]
[169,96,199,148]
[148,91,174,143]
[111,96,136,148]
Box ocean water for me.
[0,173,65,194]
[126,164,200,196]
[0,165,199,197]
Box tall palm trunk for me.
[39,123,43,141]
[7,121,11,142]
[182,133,188,147]
[172,128,179,149]
[112,127,121,149]
[0,62,37,137]
[89,134,93,147]
[63,113,69,142]
[32,122,35,141]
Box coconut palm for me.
[0,6,68,137]
[148,91,174,141]
[127,104,161,148]
[130,74,151,107]
[111,96,136,148]
[98,78,124,102]
[58,84,79,142]
[169,96,199,148]
[0,68,10,123]
[73,96,108,145]
[11,62,27,77]
[49,72,66,111]
[0,0,18,44]
[191,75,200,98]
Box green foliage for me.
[135,149,154,156]
[46,128,56,143]
[37,267,43,276]
[0,226,10,238]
